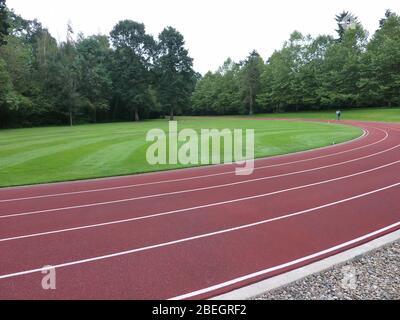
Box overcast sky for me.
[7,0,400,74]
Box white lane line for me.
[0,182,399,281]
[1,160,399,243]
[1,139,396,220]
[170,221,400,300]
[0,129,373,203]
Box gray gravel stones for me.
[255,240,400,300]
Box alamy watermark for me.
[146,121,255,175]
[41,265,56,290]
[340,265,357,290]
[340,13,357,31]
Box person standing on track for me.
[336,110,342,121]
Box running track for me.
[0,119,399,300]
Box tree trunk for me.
[249,87,254,116]
[170,107,174,121]
[43,37,47,65]
[69,111,73,127]
[134,108,140,122]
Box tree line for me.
[191,10,400,115]
[1,1,399,128]
[0,0,197,128]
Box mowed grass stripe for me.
[2,135,141,171]
[71,140,145,173]
[255,126,358,157]
[0,134,139,169]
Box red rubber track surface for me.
[0,120,399,300]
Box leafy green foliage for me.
[75,35,112,123]
[359,13,400,107]
[0,0,9,46]
[240,50,264,115]
[191,57,255,116]
[110,20,156,122]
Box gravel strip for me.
[255,240,400,300]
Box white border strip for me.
[211,229,400,300]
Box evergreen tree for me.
[155,27,195,120]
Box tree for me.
[216,58,243,114]
[359,12,400,107]
[257,33,309,113]
[257,48,292,112]
[379,9,395,28]
[0,21,35,124]
[281,32,315,110]
[0,57,15,126]
[240,50,264,115]
[191,72,217,115]
[301,35,334,109]
[76,35,112,122]
[155,27,195,120]
[0,0,9,46]
[318,17,368,108]
[58,23,81,126]
[191,58,243,115]
[110,20,155,121]
[0,56,33,127]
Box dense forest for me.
[0,0,399,128]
